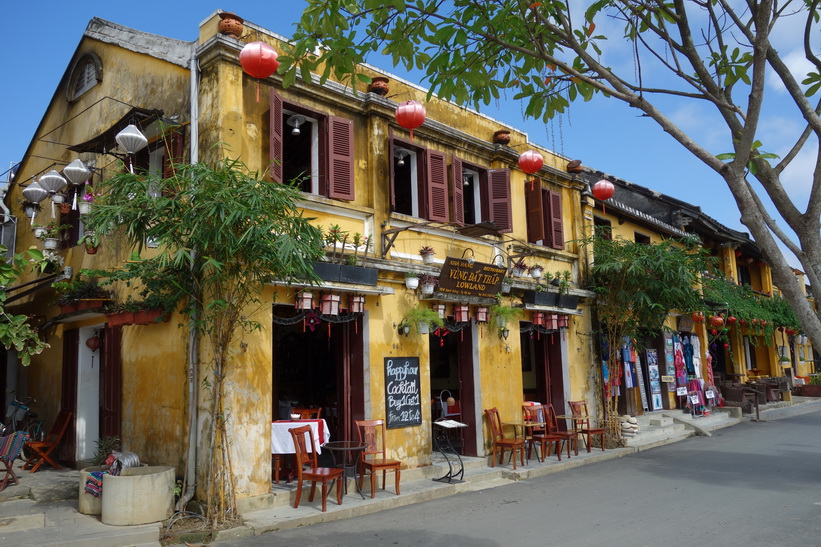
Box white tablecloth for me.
[271,419,330,454]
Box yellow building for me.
[3,12,597,510]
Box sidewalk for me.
[3,396,820,547]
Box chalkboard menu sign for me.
[384,357,422,429]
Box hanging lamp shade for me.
[518,150,544,174]
[63,159,91,186]
[115,124,148,155]
[39,170,67,195]
[22,182,48,204]
[395,100,426,140]
[592,179,615,213]
[240,41,280,79]
[85,335,101,351]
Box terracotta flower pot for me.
[60,203,72,214]
[218,12,244,38]
[493,130,511,145]
[368,76,390,96]
[134,309,166,325]
[86,244,98,255]
[106,311,135,328]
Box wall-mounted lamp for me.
[461,248,475,266]
[499,327,510,340]
[398,321,410,336]
[287,114,306,136]
[463,174,471,187]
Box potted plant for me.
[41,222,70,250]
[418,273,439,295]
[523,282,559,306]
[405,271,419,290]
[52,277,112,314]
[511,258,528,278]
[490,302,524,328]
[19,200,43,220]
[78,188,95,214]
[419,245,436,265]
[402,305,445,335]
[500,277,512,294]
[32,224,47,239]
[556,270,579,309]
[528,264,544,280]
[78,232,100,254]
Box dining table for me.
[272,419,330,484]
[502,420,547,462]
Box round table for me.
[321,441,367,499]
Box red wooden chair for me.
[1,431,30,492]
[568,401,605,452]
[522,404,566,462]
[543,403,578,458]
[484,407,525,469]
[288,425,343,512]
[355,419,401,498]
[23,410,72,473]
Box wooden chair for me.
[522,404,565,462]
[568,401,605,452]
[291,407,322,419]
[288,425,343,512]
[484,407,525,469]
[23,410,72,473]
[355,419,401,498]
[1,431,30,492]
[543,403,577,458]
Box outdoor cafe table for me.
[271,419,330,484]
[502,420,546,463]
[556,415,591,452]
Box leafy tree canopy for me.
[0,246,48,365]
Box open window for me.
[389,137,448,222]
[269,89,354,200]
[450,156,512,232]
[525,178,564,250]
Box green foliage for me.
[489,302,524,328]
[0,246,48,365]
[402,304,445,333]
[40,222,71,239]
[77,232,100,248]
[51,276,111,305]
[91,436,121,466]
[590,234,711,342]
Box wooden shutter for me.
[328,115,355,200]
[426,150,449,222]
[389,131,396,211]
[100,326,123,439]
[269,88,284,182]
[525,178,544,242]
[488,169,512,233]
[162,127,185,179]
[451,156,464,226]
[548,190,565,250]
[60,329,79,463]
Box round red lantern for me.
[691,311,704,323]
[518,150,544,174]
[710,315,725,328]
[592,180,615,201]
[395,100,426,140]
[710,329,718,336]
[239,41,279,79]
[85,335,101,351]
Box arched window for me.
[67,53,102,101]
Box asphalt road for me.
[216,410,821,547]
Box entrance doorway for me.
[272,306,364,442]
[520,324,566,413]
[430,325,477,456]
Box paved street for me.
[215,410,821,547]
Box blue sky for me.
[2,2,802,266]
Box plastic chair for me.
[484,407,525,469]
[288,425,343,512]
[23,410,72,473]
[568,401,605,452]
[355,419,401,498]
[0,431,30,491]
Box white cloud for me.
[767,48,815,94]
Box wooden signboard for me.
[437,257,505,299]
[635,357,649,412]
[384,357,422,429]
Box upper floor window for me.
[593,216,612,240]
[450,156,511,231]
[67,53,102,102]
[525,178,564,250]
[635,232,650,245]
[269,89,354,200]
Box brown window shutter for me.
[450,156,464,226]
[525,178,544,242]
[328,115,355,200]
[389,131,396,211]
[162,127,185,179]
[426,150,449,222]
[548,190,565,250]
[488,168,512,233]
[269,88,284,183]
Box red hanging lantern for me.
[85,335,101,351]
[592,180,615,213]
[454,304,470,323]
[240,41,280,79]
[518,150,544,174]
[294,290,314,310]
[710,315,725,328]
[557,314,569,329]
[475,307,489,324]
[395,100,426,140]
[433,303,446,319]
[320,293,341,316]
[727,315,737,325]
[532,311,545,327]
[349,295,366,314]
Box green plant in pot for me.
[78,232,100,254]
[402,304,445,335]
[490,302,524,329]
